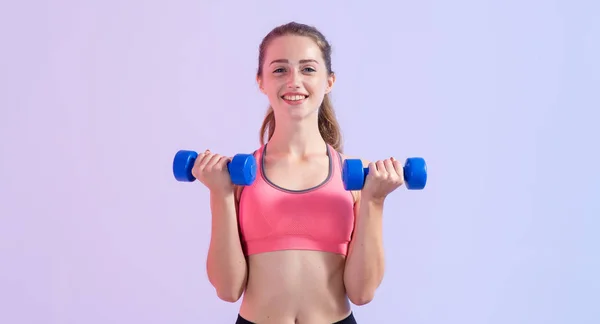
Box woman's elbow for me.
[208,273,246,303]
[207,265,247,302]
[347,289,375,306]
[216,288,243,303]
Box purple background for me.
[2,0,599,323]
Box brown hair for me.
[256,22,343,152]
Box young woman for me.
[192,22,405,324]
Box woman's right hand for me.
[191,149,235,195]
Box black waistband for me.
[236,312,357,324]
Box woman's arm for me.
[342,156,404,305]
[206,186,248,302]
[343,187,386,306]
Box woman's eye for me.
[273,67,316,74]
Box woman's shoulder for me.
[337,152,370,167]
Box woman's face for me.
[257,35,335,122]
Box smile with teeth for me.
[282,94,308,101]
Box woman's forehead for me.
[264,35,322,63]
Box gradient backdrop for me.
[1,0,599,323]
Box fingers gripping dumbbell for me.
[342,157,427,191]
[172,150,257,185]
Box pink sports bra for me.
[238,143,356,256]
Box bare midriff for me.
[239,250,352,324]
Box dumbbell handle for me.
[181,156,237,182]
[360,165,411,183]
[361,166,403,177]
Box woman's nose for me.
[286,70,302,88]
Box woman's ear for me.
[256,75,266,94]
[325,72,336,94]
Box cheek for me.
[315,76,330,90]
[262,84,279,97]
[270,87,283,98]
[308,81,328,96]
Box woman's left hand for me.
[361,157,404,202]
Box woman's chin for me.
[287,107,319,120]
[273,101,319,120]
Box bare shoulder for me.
[338,152,370,167]
[338,152,371,203]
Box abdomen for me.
[239,250,352,324]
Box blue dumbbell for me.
[342,157,427,191]
[172,150,257,185]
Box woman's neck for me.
[267,117,326,157]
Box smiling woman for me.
[257,23,343,154]
[190,21,408,324]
